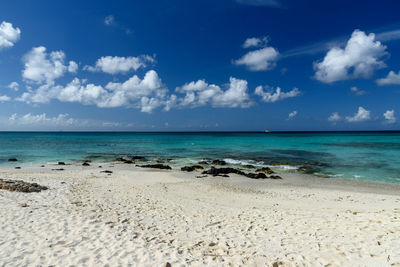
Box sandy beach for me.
[1,164,400,266]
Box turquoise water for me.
[1,131,400,183]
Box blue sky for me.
[1,0,400,131]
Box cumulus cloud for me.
[17,70,167,113]
[288,110,297,119]
[8,81,19,91]
[0,21,21,50]
[68,61,78,73]
[243,37,268,48]
[376,70,400,85]
[328,112,341,122]
[22,46,77,84]
[236,0,282,7]
[174,77,252,108]
[383,110,396,124]
[84,55,155,74]
[255,86,300,102]
[0,95,11,102]
[234,46,279,71]
[345,106,371,122]
[350,86,366,96]
[314,30,387,83]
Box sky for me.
[1,0,400,131]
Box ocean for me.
[1,131,400,183]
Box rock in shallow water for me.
[0,178,48,193]
[211,160,227,165]
[8,158,17,162]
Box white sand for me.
[1,164,400,266]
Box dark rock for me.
[255,167,275,174]
[123,160,133,164]
[0,178,48,193]
[138,164,172,170]
[131,156,146,160]
[181,165,204,172]
[116,157,125,162]
[101,170,113,174]
[83,160,91,163]
[211,160,226,165]
[196,175,208,178]
[243,164,255,169]
[15,167,21,169]
[40,165,45,167]
[8,158,17,162]
[269,175,283,179]
[82,162,90,166]
[245,173,268,179]
[198,161,209,165]
[51,168,64,171]
[298,166,318,174]
[165,263,172,267]
[58,162,66,165]
[202,167,245,176]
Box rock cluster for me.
[181,165,204,172]
[0,178,48,193]
[202,167,281,179]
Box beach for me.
[1,163,399,266]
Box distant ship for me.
[264,130,271,133]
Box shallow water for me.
[1,131,400,183]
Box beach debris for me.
[165,263,172,267]
[137,164,172,170]
[40,165,45,167]
[15,166,21,169]
[0,178,48,193]
[51,168,64,171]
[101,170,113,174]
[255,167,275,174]
[58,162,66,165]
[8,158,18,162]
[19,203,29,207]
[211,160,226,165]
[181,165,204,172]
[196,175,208,178]
[82,162,90,166]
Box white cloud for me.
[314,30,387,83]
[288,110,297,119]
[0,95,11,102]
[174,77,252,108]
[236,0,282,7]
[350,86,366,96]
[383,110,396,124]
[68,61,78,73]
[328,112,341,122]
[104,15,115,26]
[84,55,155,74]
[0,21,21,50]
[8,81,19,91]
[345,106,371,122]
[255,86,300,102]
[234,46,279,71]
[22,46,76,84]
[6,112,132,130]
[376,70,400,85]
[243,37,268,48]
[17,70,167,113]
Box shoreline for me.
[1,164,400,266]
